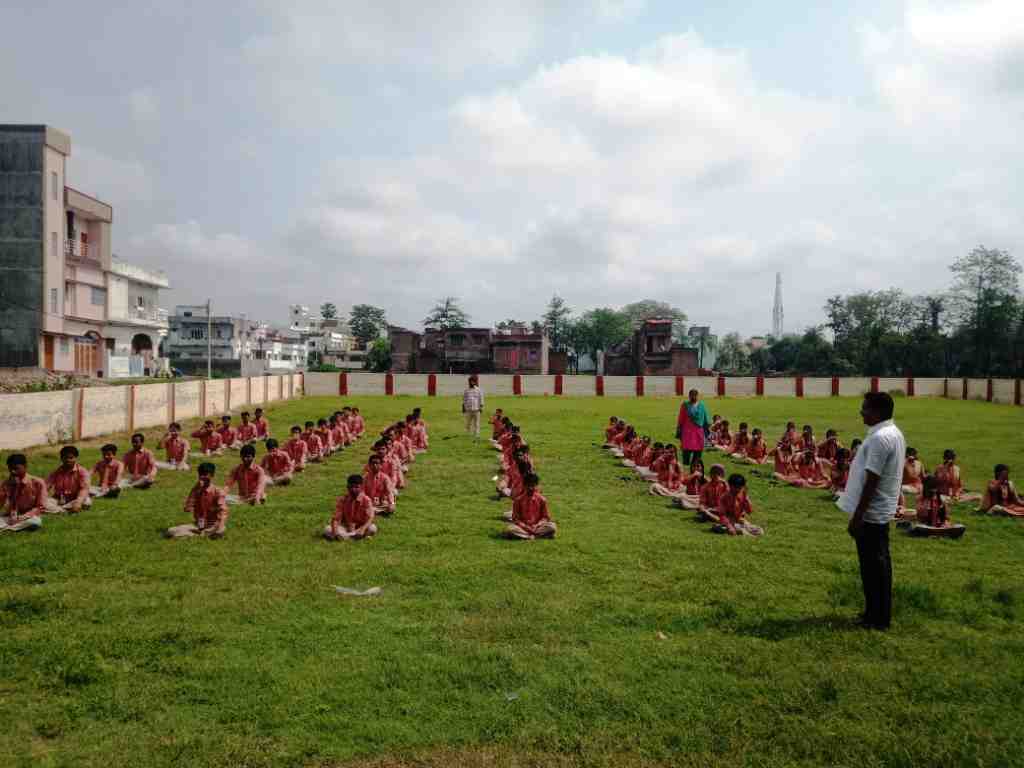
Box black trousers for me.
[682,449,702,466]
[855,522,892,628]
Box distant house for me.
[604,319,700,376]
[387,325,551,374]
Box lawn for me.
[2,394,1023,768]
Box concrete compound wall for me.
[0,374,305,450]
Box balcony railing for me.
[109,257,170,288]
[65,239,100,265]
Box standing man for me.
[837,392,905,630]
[462,375,485,440]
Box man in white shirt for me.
[837,392,905,630]
[462,375,484,440]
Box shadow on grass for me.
[730,614,859,640]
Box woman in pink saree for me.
[676,388,710,466]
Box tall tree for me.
[319,302,338,320]
[575,308,632,365]
[715,332,750,374]
[949,246,1022,375]
[423,297,470,330]
[365,338,392,373]
[541,295,573,351]
[349,304,387,350]
[619,299,688,343]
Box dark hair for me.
[688,388,699,397]
[943,449,955,461]
[221,414,231,421]
[727,473,746,489]
[347,474,363,486]
[317,418,327,426]
[198,462,216,475]
[690,458,704,473]
[863,391,895,420]
[240,444,256,458]
[922,474,938,496]
[826,429,837,437]
[59,445,79,459]
[241,411,250,418]
[369,454,382,463]
[523,472,539,487]
[851,438,862,448]
[304,421,314,428]
[906,446,917,457]
[101,443,117,453]
[254,407,263,413]
[994,463,1009,477]
[134,431,147,440]
[265,438,279,450]
[709,464,725,477]
[835,448,850,469]
[6,453,27,469]
[739,422,748,430]
[204,419,214,426]
[291,425,302,433]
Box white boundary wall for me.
[764,378,794,397]
[728,377,757,397]
[966,378,988,401]
[993,379,1014,404]
[916,378,946,397]
[0,374,304,450]
[804,378,832,397]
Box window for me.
[449,334,465,347]
[189,328,205,340]
[50,288,58,315]
[216,329,223,339]
[59,337,70,355]
[137,296,145,307]
[90,287,106,306]
[51,232,58,259]
[183,311,192,317]
[51,171,58,201]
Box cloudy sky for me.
[7,1,1023,335]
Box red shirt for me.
[47,464,91,504]
[362,470,395,505]
[657,461,683,490]
[512,491,550,527]
[818,439,839,461]
[333,492,373,529]
[284,437,308,466]
[717,490,752,524]
[260,449,294,478]
[700,479,728,509]
[798,461,825,482]
[217,425,237,445]
[191,428,222,453]
[303,432,324,458]
[159,435,189,463]
[254,417,270,438]
[185,482,229,529]
[92,458,124,489]
[746,440,767,461]
[123,447,157,478]
[227,463,267,500]
[237,423,258,442]
[1,475,47,517]
[934,464,961,497]
[685,474,706,495]
[331,424,349,448]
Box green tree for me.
[575,308,632,365]
[541,295,574,351]
[319,302,338,320]
[715,332,750,374]
[495,319,527,330]
[365,338,392,372]
[949,246,1022,375]
[423,297,470,330]
[620,299,688,343]
[349,304,387,350]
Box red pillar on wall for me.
[513,374,522,395]
[755,376,764,396]
[385,373,394,396]
[200,380,207,418]
[675,376,685,396]
[907,377,915,397]
[169,382,176,423]
[76,388,85,440]
[795,376,804,398]
[128,385,136,433]
[225,379,231,413]
[870,377,879,394]
[636,376,645,397]
[715,376,725,396]
[986,378,994,402]
[554,374,563,395]
[962,379,968,400]
[246,377,252,405]
[427,374,437,396]
[831,376,840,397]
[595,376,604,396]
[339,372,348,396]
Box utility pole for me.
[206,299,212,380]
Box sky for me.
[6,0,1024,336]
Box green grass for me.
[2,395,1023,768]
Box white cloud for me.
[129,87,159,123]
[71,145,152,206]
[597,0,647,23]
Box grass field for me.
[2,394,1023,768]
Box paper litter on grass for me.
[334,586,383,597]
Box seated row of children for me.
[491,410,557,540]
[601,417,762,536]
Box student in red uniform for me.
[166,463,229,539]
[769,439,794,477]
[351,407,365,438]
[192,420,224,456]
[326,474,378,540]
[302,421,324,463]
[217,415,240,450]
[156,423,190,471]
[260,438,294,486]
[315,418,336,458]
[933,449,981,503]
[505,473,556,540]
[979,464,1024,516]
[672,459,708,510]
[830,448,851,497]
[713,473,764,536]
[237,412,259,445]
[284,426,308,472]
[798,425,816,456]
[849,438,862,460]
[363,454,397,516]
[253,408,270,439]
[651,445,686,497]
[46,446,92,513]
[915,475,952,527]
[411,408,429,449]
[817,429,841,464]
[743,428,769,464]
[631,437,656,477]
[728,423,752,458]
[490,409,507,446]
[714,420,732,450]
[603,416,621,446]
[329,414,350,451]
[124,433,159,486]
[901,447,926,495]
[0,454,46,533]
[90,444,125,498]
[779,421,798,448]
[780,450,830,489]
[225,444,268,506]
[697,464,729,517]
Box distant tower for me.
[772,272,784,338]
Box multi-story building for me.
[387,326,550,374]
[604,319,700,376]
[0,124,169,376]
[165,305,258,375]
